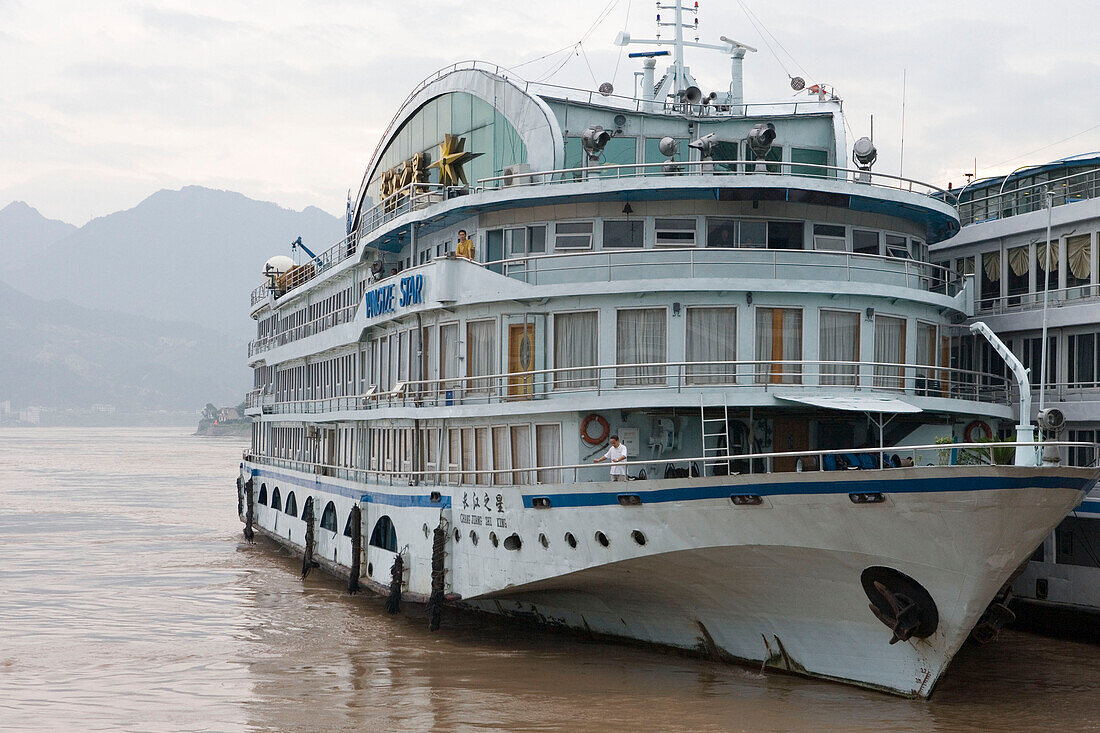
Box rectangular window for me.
[535,423,561,483]
[813,224,846,251]
[504,227,526,257]
[755,307,802,384]
[1067,234,1091,289]
[654,218,696,247]
[486,229,504,273]
[447,428,461,483]
[461,427,475,484]
[706,218,738,248]
[617,308,667,386]
[492,426,511,486]
[916,321,940,395]
[874,315,906,389]
[475,427,491,486]
[767,221,804,250]
[527,225,547,253]
[439,323,458,389]
[1069,333,1096,386]
[885,234,910,259]
[554,311,599,390]
[1069,430,1096,468]
[791,147,828,177]
[1006,246,1028,297]
[554,221,593,250]
[1021,336,1057,389]
[819,310,859,385]
[466,319,496,392]
[740,220,767,248]
[603,220,644,248]
[510,424,532,485]
[981,251,1001,305]
[1037,240,1059,292]
[686,307,737,384]
[644,137,687,164]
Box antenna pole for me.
[1039,188,1054,415]
[673,0,685,91]
[899,69,907,177]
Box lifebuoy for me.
[964,420,993,443]
[580,414,610,445]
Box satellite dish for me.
[790,76,806,91]
[598,82,614,96]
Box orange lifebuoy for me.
[964,420,993,443]
[580,414,610,446]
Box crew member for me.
[456,229,475,260]
[594,434,628,481]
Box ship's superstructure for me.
[932,154,1100,616]
[237,5,1097,697]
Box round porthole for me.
[470,531,479,546]
[367,562,374,577]
[423,523,430,538]
[453,528,461,543]
[539,533,549,548]
[490,532,499,548]
[595,531,610,547]
[503,534,522,551]
[631,530,647,546]
[565,532,578,549]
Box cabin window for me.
[812,224,846,251]
[755,308,802,384]
[555,221,593,250]
[258,484,268,505]
[475,427,491,486]
[486,229,504,272]
[767,221,804,250]
[1069,430,1096,468]
[285,491,298,517]
[874,315,906,389]
[320,501,338,532]
[447,428,462,484]
[511,425,533,485]
[916,322,940,394]
[466,319,496,392]
[554,311,599,390]
[740,220,767,248]
[1021,336,1057,389]
[654,219,696,247]
[706,218,738,248]
[599,136,638,176]
[980,251,1001,305]
[616,308,667,386]
[1006,246,1029,298]
[492,426,511,486]
[603,220,644,248]
[369,515,398,552]
[819,310,859,385]
[686,307,737,384]
[270,487,282,512]
[343,511,356,538]
[791,147,829,177]
[1037,240,1059,292]
[1067,234,1091,289]
[535,424,562,483]
[527,225,547,254]
[439,323,459,388]
[1068,333,1097,387]
[853,229,879,256]
[885,234,909,259]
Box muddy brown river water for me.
[2,427,1097,732]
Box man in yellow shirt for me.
[456,229,475,260]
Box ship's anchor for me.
[970,589,1016,645]
[868,581,923,644]
[861,566,939,644]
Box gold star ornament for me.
[430,134,483,187]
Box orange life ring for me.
[580,414,610,446]
[964,420,993,443]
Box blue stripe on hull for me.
[1076,500,1100,514]
[521,474,1093,508]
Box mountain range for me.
[0,189,345,418]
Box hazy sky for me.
[3,0,1098,225]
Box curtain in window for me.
[447,428,461,484]
[535,424,561,483]
[755,308,802,384]
[510,425,532,484]
[1067,234,1091,286]
[466,320,496,393]
[686,307,736,384]
[492,426,510,485]
[874,316,906,390]
[475,427,490,486]
[616,308,667,386]
[819,310,858,385]
[461,427,475,484]
[439,324,458,396]
[983,251,1001,282]
[554,311,598,390]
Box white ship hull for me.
[239,461,1095,697]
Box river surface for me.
[1,427,1098,732]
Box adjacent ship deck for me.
[236,4,1099,697]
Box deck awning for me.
[775,393,922,414]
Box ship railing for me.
[248,302,359,357]
[476,160,956,201]
[957,165,1100,227]
[483,245,962,296]
[262,359,1010,415]
[250,232,359,306]
[242,440,1098,487]
[976,282,1100,315]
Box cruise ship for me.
[236,3,1097,697]
[932,154,1100,626]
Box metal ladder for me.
[700,395,730,476]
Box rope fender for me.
[301,497,320,579]
[347,505,362,595]
[425,520,447,631]
[243,479,255,543]
[384,554,404,614]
